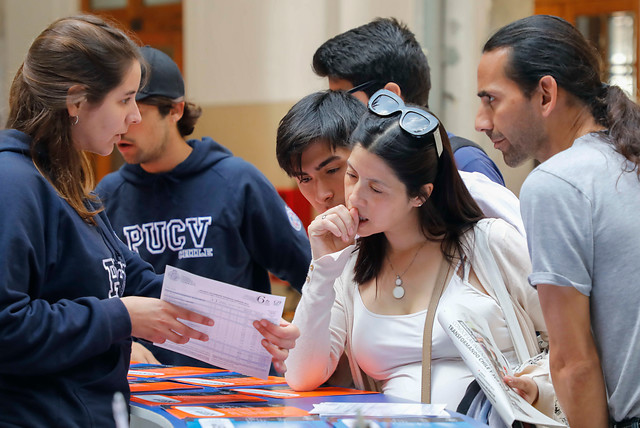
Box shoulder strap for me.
[475,221,531,363]
[421,256,452,403]
[449,136,487,155]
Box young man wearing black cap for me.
[96,47,310,369]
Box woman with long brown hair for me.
[0,15,294,427]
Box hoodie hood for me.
[0,129,32,156]
[118,136,232,185]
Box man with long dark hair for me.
[476,15,640,428]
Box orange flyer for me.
[233,386,377,399]
[128,366,226,378]
[131,392,266,406]
[129,381,201,393]
[165,405,310,419]
[171,375,286,388]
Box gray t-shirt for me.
[521,132,640,421]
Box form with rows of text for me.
[157,265,285,379]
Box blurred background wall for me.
[1,0,636,198]
[3,0,637,317]
[0,0,535,196]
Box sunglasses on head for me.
[347,80,380,94]
[367,89,443,157]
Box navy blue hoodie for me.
[0,130,162,427]
[97,137,311,366]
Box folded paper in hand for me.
[438,305,564,427]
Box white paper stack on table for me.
[309,402,448,418]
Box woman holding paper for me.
[285,90,554,419]
[0,15,296,427]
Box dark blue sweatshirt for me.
[96,137,311,366]
[0,130,162,427]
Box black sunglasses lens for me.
[370,93,401,115]
[402,111,436,135]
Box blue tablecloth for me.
[128,364,489,427]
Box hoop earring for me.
[71,115,79,126]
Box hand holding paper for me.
[504,374,539,404]
[438,305,564,427]
[122,296,213,344]
[157,266,286,379]
[253,318,300,374]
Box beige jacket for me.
[285,218,555,417]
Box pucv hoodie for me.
[96,137,311,366]
[0,129,161,427]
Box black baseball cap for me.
[136,46,185,101]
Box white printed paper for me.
[232,388,300,398]
[173,406,224,417]
[309,402,447,417]
[171,377,233,387]
[193,420,235,428]
[157,265,285,379]
[128,370,162,376]
[438,306,565,427]
[131,394,180,404]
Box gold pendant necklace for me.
[386,241,427,299]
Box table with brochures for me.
[128,363,489,427]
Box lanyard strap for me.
[421,255,452,403]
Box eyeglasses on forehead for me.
[367,89,443,157]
